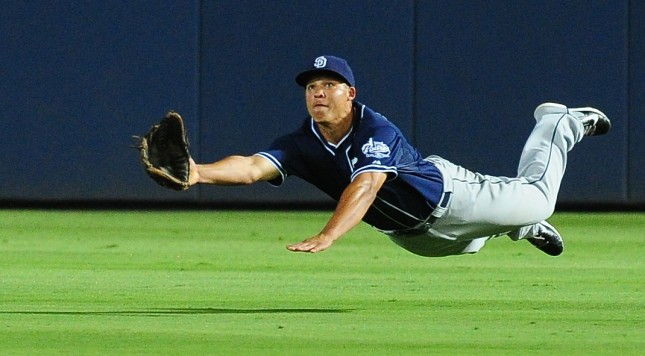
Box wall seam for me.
[626,0,632,203]
[196,0,204,203]
[412,0,419,146]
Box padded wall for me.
[0,1,641,206]
[0,1,200,202]
[415,1,628,203]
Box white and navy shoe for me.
[533,102,611,136]
[526,221,564,256]
[569,106,611,136]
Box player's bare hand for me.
[287,234,336,253]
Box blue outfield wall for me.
[0,1,201,202]
[0,1,642,206]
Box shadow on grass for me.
[0,308,354,316]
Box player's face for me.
[305,77,356,124]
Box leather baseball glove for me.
[135,111,191,191]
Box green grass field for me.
[1,210,643,355]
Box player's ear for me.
[347,86,357,101]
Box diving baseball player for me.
[188,55,611,257]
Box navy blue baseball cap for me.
[295,55,355,87]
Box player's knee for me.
[537,203,555,222]
[387,235,484,257]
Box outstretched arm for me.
[287,171,388,253]
[189,155,280,186]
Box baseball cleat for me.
[533,102,568,121]
[526,221,563,256]
[569,106,611,136]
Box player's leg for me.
[426,158,553,239]
[513,104,585,210]
[504,103,610,255]
[424,103,610,244]
[516,102,611,201]
[385,232,489,257]
[419,158,560,256]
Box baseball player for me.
[188,55,611,257]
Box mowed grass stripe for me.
[0,210,643,355]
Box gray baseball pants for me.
[386,110,585,257]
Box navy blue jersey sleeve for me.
[350,122,401,182]
[255,135,293,186]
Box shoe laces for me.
[581,114,599,136]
